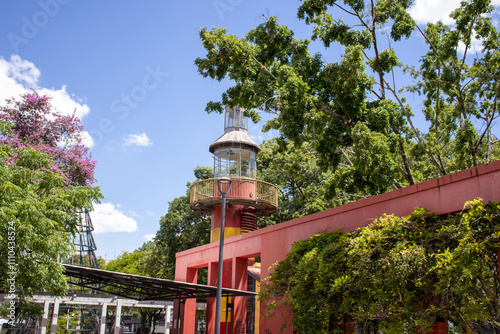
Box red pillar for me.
[207,259,235,334]
[172,299,183,334]
[232,257,248,333]
[173,267,197,334]
[206,262,218,334]
[431,320,448,334]
[417,319,448,334]
[209,204,246,333]
[222,260,233,333]
[497,247,500,280]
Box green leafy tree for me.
[195,0,500,202]
[0,144,101,303]
[102,244,169,334]
[257,138,338,226]
[104,248,148,276]
[103,241,160,277]
[260,231,350,333]
[0,93,102,321]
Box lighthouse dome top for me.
[224,105,248,133]
[209,130,261,153]
[209,105,260,154]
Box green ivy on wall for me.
[260,199,500,334]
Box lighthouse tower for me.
[189,105,278,333]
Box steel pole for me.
[215,177,231,334]
[214,192,226,334]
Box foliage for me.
[195,0,500,202]
[54,306,101,334]
[260,199,500,333]
[0,93,102,311]
[103,241,159,277]
[0,298,43,330]
[260,230,350,333]
[135,307,163,334]
[0,92,96,186]
[257,138,338,226]
[0,143,101,297]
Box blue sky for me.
[1,0,499,260]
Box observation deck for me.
[190,177,278,216]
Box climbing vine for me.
[260,199,500,333]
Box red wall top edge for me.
[176,160,500,258]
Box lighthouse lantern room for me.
[190,105,277,217]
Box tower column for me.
[100,303,107,334]
[40,300,50,334]
[50,299,60,334]
[211,204,244,242]
[188,105,278,334]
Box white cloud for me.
[0,55,37,103]
[80,131,95,148]
[5,54,40,87]
[409,0,462,24]
[90,202,138,234]
[123,133,153,147]
[39,85,90,119]
[0,55,93,147]
[457,36,484,55]
[127,210,141,218]
[144,234,155,242]
[410,0,500,24]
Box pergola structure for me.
[63,264,256,333]
[63,264,256,301]
[1,265,255,334]
[1,293,176,334]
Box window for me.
[225,107,248,130]
[213,148,256,178]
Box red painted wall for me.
[175,160,500,333]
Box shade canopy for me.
[64,264,256,301]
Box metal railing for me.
[190,177,278,209]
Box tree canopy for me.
[195,0,500,202]
[0,92,96,187]
[0,92,102,307]
[103,242,158,277]
[257,138,338,222]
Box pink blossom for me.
[0,91,97,186]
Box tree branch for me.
[251,55,279,82]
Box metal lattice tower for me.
[71,209,99,268]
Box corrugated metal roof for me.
[64,264,256,301]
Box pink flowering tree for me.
[0,91,96,186]
[0,92,102,314]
